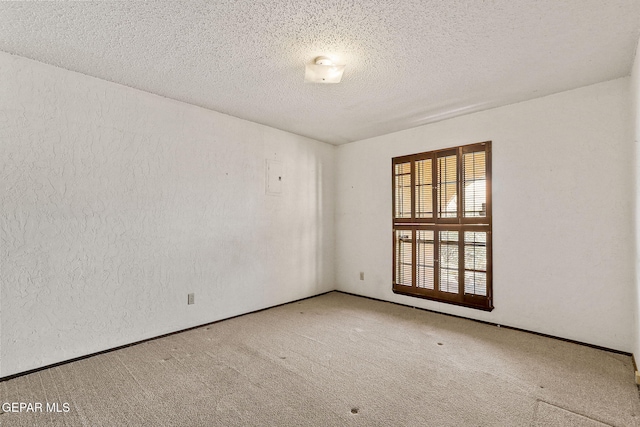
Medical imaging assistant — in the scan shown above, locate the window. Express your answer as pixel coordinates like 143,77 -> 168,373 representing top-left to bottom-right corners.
392,141 -> 493,311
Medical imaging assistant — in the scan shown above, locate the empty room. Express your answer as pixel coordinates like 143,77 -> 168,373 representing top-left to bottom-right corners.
2,1 -> 640,426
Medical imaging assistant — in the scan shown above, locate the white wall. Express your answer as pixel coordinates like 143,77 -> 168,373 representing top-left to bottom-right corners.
336,78 -> 634,352
0,52 -> 335,377
632,37 -> 640,361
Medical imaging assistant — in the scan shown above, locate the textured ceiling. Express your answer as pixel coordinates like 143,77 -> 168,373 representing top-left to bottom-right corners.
1,1 -> 639,145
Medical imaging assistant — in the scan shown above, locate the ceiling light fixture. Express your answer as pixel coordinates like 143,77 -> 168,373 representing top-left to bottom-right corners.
304,56 -> 346,84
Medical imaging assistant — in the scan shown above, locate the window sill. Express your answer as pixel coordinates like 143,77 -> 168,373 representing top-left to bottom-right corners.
392,287 -> 494,312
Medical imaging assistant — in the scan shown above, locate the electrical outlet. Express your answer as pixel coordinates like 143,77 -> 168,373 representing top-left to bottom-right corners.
359,272 -> 364,281
188,293 -> 195,305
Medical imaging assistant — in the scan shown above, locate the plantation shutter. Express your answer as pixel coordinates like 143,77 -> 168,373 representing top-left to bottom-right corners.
437,153 -> 458,219
416,230 -> 435,289
438,230 -> 459,293
415,158 -> 433,219
392,142 -> 492,311
394,229 -> 413,287
463,150 -> 487,218
394,161 -> 412,219
464,231 -> 487,296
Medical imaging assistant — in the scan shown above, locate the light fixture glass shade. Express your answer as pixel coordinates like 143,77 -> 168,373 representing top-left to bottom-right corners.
304,63 -> 346,83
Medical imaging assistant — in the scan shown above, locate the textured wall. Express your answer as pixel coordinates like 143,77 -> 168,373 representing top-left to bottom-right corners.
632,37 -> 640,362
0,52 -> 335,377
336,78 -> 634,352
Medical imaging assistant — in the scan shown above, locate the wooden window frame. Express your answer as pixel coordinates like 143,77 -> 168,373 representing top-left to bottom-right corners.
392,141 -> 493,311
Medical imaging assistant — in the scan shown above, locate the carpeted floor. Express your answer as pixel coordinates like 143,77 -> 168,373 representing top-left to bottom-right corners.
1,292 -> 638,426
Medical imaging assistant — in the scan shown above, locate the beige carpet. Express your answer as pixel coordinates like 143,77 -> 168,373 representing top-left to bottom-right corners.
1,292 -> 638,426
